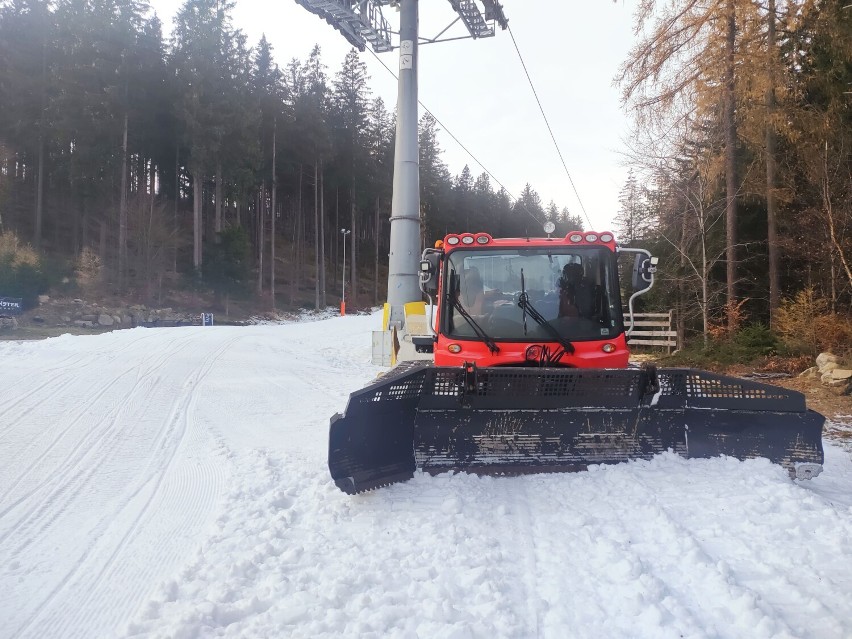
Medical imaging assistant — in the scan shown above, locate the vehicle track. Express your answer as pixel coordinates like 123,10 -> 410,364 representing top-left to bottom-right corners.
603,468 -> 844,638
0,331 -> 195,521
45,336 -> 239,638
600,475 -> 768,637
5,331 -> 239,639
511,479 -> 544,637
0,332 -> 153,437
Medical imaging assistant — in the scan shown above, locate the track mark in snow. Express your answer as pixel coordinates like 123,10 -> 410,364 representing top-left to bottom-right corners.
0,332 -> 195,532
0,331 -> 153,438
5,317 -> 852,639
596,456 -> 851,639
3,331 -> 239,639
127,464 -> 530,639
601,467 -> 792,638
509,479 -> 543,636
63,337 -> 238,635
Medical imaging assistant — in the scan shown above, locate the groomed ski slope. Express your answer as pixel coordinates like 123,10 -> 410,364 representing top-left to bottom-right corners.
1,312 -> 851,639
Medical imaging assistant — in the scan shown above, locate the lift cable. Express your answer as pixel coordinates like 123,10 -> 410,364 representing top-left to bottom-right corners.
366,47 -> 545,227
507,24 -> 593,230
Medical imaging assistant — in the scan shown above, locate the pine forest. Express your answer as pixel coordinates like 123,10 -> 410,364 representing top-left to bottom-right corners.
0,0 -> 850,355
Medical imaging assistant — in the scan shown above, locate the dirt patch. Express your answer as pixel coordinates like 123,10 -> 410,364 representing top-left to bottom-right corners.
760,376 -> 852,425
719,361 -> 851,424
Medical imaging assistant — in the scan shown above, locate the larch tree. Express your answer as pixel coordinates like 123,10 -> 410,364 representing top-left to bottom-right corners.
618,0 -> 756,332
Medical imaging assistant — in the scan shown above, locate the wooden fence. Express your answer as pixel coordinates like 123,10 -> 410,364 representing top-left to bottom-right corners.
625,310 -> 679,352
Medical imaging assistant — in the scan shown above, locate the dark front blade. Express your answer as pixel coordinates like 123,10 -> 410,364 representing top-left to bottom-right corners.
328,363 -> 427,494
653,369 -> 824,477
413,366 -> 686,472
412,367 -> 824,478
328,365 -> 826,494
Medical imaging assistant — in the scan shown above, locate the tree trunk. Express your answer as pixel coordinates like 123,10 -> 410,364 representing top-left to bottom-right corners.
192,168 -> 202,271
314,161 -> 320,310
146,192 -> 155,299
35,133 -> 44,249
724,0 -> 738,333
271,118 -> 277,310
374,196 -> 380,305
291,167 -> 303,305
257,182 -> 265,295
214,161 -> 223,236
81,199 -> 88,253
702,220 -> 709,348
822,141 -> 852,292
174,147 -> 179,272
334,188 -> 339,289
350,189 -> 357,307
72,191 -> 80,255
34,31 -> 47,249
319,160 -> 326,307
99,219 -> 107,262
136,153 -> 145,196
119,108 -> 129,289
677,205 -> 687,350
765,0 -> 779,328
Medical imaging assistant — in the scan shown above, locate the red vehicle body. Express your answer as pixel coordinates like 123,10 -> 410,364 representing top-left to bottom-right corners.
426,231 -> 630,369
330,230 -> 826,495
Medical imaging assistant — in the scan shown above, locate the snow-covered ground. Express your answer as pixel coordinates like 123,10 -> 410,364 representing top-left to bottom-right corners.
1,313 -> 851,639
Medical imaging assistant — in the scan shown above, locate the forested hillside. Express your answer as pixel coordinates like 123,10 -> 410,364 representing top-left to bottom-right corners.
0,0 -> 579,312
1,0 -> 849,354
614,0 -> 851,352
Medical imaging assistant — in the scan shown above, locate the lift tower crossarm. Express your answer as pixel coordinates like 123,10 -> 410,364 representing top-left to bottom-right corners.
448,0 -> 493,38
293,0 -> 393,52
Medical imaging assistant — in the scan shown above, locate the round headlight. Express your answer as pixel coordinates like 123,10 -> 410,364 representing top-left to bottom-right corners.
448,344 -> 462,354
569,234 -> 583,242
585,233 -> 598,242
525,345 -> 543,361
600,233 -> 613,243
446,236 -> 460,245
602,343 -> 616,353
461,235 -> 474,245
476,235 -> 490,244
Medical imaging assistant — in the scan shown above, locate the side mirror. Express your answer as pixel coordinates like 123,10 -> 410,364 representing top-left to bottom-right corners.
632,254 -> 657,292
419,253 -> 441,294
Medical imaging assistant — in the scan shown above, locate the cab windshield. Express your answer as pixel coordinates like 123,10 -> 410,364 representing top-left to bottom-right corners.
444,247 -> 623,342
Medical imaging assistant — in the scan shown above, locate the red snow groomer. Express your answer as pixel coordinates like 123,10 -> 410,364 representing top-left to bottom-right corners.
329,231 -> 825,494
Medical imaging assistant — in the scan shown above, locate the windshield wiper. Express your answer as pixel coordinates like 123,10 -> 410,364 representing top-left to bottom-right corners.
518,269 -> 575,354
449,270 -> 500,355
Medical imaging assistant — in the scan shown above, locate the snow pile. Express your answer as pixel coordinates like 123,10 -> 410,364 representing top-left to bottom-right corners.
1,314 -> 851,639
